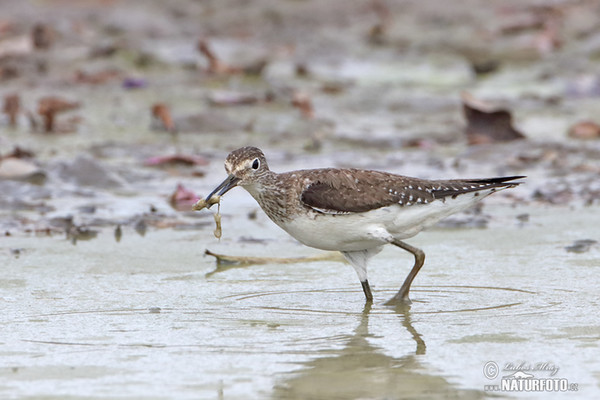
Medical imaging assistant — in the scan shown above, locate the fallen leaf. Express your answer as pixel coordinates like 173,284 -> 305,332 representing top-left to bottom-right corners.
3,93 -> 19,127
205,249 -> 344,266
197,39 -> 267,76
169,184 -> 199,211
292,92 -> 314,119
567,121 -> 600,140
74,68 -> 121,84
37,96 -> 80,133
565,239 -> 597,253
461,92 -> 526,145
144,154 -> 209,167
197,39 -> 240,75
208,91 -> 263,107
151,103 -> 175,132
32,23 -> 54,49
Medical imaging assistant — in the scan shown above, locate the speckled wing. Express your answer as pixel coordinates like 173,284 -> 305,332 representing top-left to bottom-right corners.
299,169 -> 429,214
299,169 -> 524,214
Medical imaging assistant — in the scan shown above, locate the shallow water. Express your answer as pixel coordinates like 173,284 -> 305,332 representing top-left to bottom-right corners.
2,204 -> 599,399
2,0 -> 600,398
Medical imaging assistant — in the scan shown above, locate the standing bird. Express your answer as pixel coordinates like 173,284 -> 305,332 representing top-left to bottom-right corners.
200,147 -> 524,304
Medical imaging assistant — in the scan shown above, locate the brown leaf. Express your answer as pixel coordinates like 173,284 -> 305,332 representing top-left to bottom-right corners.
291,92 -> 314,119
197,39 -> 240,75
169,183 -> 200,211
3,93 -> 19,127
31,23 -> 54,49
151,103 -> 175,132
197,39 -> 266,76
461,92 -> 526,145
74,68 -> 121,84
568,121 -> 600,140
144,154 -> 209,167
37,96 -> 80,132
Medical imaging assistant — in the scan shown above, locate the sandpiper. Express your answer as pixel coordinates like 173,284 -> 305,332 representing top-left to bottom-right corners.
201,147 -> 524,304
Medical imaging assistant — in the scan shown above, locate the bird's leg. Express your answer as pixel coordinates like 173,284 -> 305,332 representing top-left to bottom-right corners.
361,280 -> 373,302
385,240 -> 425,305
341,249 -> 379,303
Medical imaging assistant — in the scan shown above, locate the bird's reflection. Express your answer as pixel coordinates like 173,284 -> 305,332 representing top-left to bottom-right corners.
271,303 -> 483,399
392,302 -> 426,356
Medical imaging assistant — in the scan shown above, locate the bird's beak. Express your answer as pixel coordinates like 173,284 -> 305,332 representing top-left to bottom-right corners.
205,174 -> 240,208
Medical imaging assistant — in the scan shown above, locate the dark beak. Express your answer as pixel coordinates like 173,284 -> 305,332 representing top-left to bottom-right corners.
205,174 -> 240,208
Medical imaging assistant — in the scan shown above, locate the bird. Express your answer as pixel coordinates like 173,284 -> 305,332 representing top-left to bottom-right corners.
201,146 -> 524,305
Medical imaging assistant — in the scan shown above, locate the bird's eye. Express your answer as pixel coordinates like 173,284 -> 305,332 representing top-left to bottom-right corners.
252,159 -> 260,170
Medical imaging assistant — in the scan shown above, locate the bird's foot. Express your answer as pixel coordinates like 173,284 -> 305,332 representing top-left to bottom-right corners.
383,294 -> 412,307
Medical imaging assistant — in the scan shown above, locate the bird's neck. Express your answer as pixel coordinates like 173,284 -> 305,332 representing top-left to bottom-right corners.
241,170 -> 279,199
241,171 -> 292,224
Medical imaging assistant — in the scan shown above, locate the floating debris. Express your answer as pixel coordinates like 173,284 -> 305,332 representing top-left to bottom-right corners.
565,239 -> 597,254
10,248 -> 23,258
114,224 -> 122,243
67,226 -> 99,245
134,218 -> 147,237
205,249 -> 345,266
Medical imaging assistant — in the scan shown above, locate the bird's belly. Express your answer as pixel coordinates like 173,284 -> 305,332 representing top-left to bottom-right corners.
276,193 -> 490,251
277,210 -> 393,251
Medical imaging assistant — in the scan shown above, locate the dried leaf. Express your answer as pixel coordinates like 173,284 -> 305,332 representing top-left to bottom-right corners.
567,121 -> 600,140
197,39 -> 240,75
461,92 -> 525,145
151,103 -> 175,132
169,184 -> 200,211
144,154 -> 209,167
74,69 -> 121,84
37,96 -> 80,133
204,249 -> 345,266
3,93 -> 19,127
32,23 -> 54,49
292,92 -> 314,119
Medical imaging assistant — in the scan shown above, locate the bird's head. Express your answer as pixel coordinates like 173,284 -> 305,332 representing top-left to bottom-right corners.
204,147 -> 269,206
